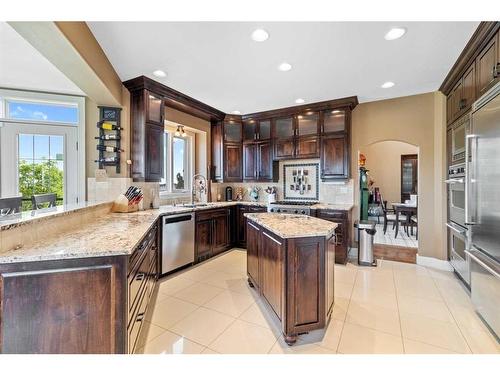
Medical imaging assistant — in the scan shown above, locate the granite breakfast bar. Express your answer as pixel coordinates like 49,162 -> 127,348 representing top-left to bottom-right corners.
244,213 -> 337,345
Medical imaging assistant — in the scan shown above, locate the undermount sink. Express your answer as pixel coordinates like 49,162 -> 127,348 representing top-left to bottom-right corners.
181,203 -> 208,208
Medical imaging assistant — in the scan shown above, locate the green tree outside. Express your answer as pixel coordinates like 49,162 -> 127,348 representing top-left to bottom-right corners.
18,160 -> 63,211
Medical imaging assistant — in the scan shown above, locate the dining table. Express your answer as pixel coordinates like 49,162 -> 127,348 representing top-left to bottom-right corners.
391,202 -> 418,238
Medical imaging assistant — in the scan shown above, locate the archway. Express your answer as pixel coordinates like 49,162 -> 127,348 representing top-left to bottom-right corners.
357,140 -> 420,262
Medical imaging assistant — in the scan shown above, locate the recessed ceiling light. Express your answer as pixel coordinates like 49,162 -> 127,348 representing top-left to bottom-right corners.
251,29 -> 269,42
295,98 -> 305,104
278,62 -> 292,72
381,81 -> 395,88
153,70 -> 166,78
232,110 -> 241,115
384,27 -> 406,41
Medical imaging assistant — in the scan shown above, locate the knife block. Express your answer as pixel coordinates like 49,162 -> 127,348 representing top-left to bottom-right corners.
111,194 -> 139,213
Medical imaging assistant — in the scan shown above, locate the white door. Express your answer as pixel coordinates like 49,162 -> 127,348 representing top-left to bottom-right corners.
0,122 -> 78,208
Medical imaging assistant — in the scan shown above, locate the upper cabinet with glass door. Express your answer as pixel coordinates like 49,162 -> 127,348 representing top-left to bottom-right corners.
322,109 -> 346,133
146,91 -> 164,125
296,112 -> 319,136
242,120 -> 257,142
223,116 -> 242,143
274,117 -> 295,138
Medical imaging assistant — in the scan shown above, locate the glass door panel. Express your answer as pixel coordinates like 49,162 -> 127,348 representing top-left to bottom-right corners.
323,110 -> 346,133
297,112 -> 318,136
258,120 -> 271,140
243,121 -> 256,142
275,117 -> 294,138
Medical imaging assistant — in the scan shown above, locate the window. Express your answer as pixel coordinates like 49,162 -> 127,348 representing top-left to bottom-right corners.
160,123 -> 194,195
0,89 -> 85,208
6,100 -> 79,124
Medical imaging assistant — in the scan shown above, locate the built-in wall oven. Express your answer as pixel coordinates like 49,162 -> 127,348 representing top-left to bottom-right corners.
446,164 -> 466,228
446,163 -> 470,286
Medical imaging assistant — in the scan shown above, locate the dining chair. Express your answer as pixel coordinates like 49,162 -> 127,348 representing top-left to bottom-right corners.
381,200 -> 407,235
31,193 -> 57,210
0,196 -> 22,215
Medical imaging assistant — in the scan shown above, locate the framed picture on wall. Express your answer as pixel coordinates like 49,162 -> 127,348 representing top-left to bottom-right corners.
283,163 -> 319,200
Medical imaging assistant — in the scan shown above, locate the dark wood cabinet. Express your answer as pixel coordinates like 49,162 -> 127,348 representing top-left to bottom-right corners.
274,138 -> 295,159
195,208 -> 231,261
243,143 -> 257,180
146,92 -> 164,125
246,220 -> 260,283
297,112 -> 319,136
212,211 -> 229,256
211,116 -> 243,182
195,219 -> 212,260
236,205 -> 267,247
246,219 -> 335,344
0,222 -> 160,354
0,256 -> 127,354
260,230 -> 284,320
476,32 -> 499,98
224,143 -> 243,181
128,224 -> 159,353
441,23 -> 500,125
257,141 -> 274,180
145,124 -> 164,181
243,141 -> 276,181
127,87 -> 165,182
316,209 -> 351,264
321,134 -> 349,180
297,135 -> 320,158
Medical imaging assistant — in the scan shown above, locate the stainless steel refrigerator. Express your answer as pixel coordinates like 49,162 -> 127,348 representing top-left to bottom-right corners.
466,81 -> 500,340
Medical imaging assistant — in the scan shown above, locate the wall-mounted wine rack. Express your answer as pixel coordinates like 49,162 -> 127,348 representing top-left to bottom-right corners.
95,106 -> 122,173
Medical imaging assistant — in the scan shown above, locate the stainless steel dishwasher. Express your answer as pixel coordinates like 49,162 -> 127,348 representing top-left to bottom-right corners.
161,213 -> 195,275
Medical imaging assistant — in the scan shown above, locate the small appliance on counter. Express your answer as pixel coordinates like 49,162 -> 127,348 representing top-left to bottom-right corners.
225,186 -> 233,201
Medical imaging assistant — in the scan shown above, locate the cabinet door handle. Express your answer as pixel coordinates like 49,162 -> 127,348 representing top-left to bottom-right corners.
135,273 -> 145,281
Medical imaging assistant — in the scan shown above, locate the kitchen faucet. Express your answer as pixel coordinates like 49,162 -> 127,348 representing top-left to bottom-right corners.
191,174 -> 207,205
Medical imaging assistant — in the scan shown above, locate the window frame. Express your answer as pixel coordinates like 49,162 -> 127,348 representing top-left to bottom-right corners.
0,88 -> 85,204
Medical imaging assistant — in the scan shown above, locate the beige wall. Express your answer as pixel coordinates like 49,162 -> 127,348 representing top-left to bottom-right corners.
352,91 -> 447,260
85,86 -> 131,181
361,141 -> 419,205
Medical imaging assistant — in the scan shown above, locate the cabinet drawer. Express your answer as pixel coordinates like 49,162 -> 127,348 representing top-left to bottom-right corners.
196,208 -> 229,221
128,282 -> 149,353
317,210 -> 346,220
129,225 -> 157,275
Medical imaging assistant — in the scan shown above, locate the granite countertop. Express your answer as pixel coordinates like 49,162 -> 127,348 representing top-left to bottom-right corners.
0,201 -> 111,230
0,200 -> 348,264
311,203 -> 354,211
0,201 -> 267,264
245,213 -> 337,239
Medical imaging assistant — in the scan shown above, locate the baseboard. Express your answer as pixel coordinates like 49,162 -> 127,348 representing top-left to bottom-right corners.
416,255 -> 453,271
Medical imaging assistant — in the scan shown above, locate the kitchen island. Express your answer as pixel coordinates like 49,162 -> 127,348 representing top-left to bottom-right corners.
245,213 -> 337,345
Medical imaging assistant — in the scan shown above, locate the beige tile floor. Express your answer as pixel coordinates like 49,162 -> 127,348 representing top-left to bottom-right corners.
135,249 -> 499,354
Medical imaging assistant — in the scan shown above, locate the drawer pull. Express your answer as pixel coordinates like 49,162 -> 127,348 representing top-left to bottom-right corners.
135,273 -> 145,281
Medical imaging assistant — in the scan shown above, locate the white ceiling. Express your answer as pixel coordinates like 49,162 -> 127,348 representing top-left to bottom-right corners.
88,22 -> 479,114
0,22 -> 84,96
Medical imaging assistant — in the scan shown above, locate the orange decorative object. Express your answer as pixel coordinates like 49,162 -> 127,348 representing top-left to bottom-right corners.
359,153 -> 366,167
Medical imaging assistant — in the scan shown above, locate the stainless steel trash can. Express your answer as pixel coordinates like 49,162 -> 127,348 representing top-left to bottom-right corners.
354,220 -> 377,266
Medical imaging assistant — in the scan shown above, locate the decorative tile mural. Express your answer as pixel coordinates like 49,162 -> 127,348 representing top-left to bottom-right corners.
283,163 -> 319,200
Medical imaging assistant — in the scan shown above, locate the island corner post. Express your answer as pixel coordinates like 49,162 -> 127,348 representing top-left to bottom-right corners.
245,213 -> 336,345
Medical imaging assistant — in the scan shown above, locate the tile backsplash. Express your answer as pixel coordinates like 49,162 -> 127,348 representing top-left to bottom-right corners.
211,159 -> 354,204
